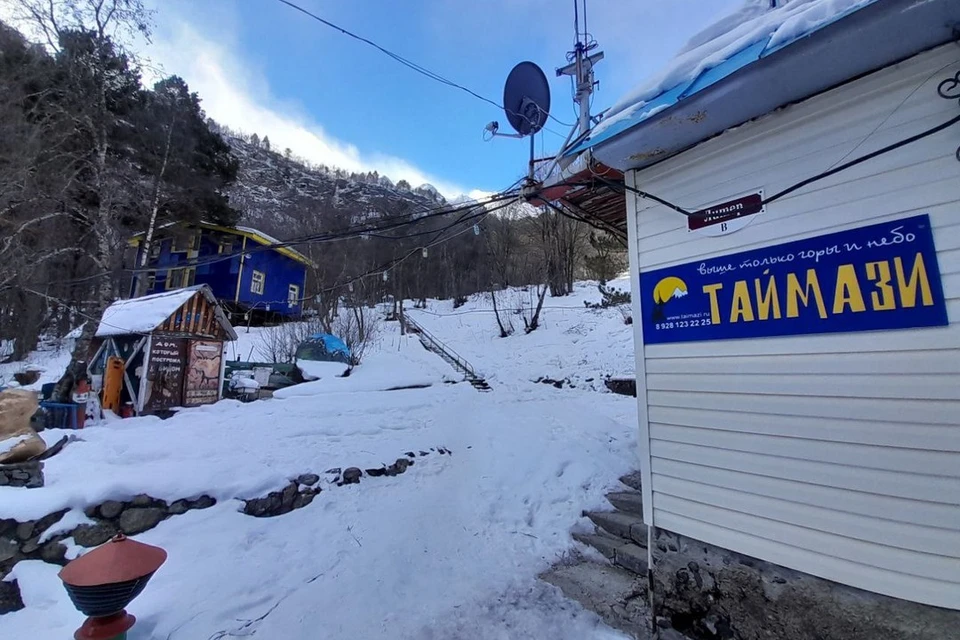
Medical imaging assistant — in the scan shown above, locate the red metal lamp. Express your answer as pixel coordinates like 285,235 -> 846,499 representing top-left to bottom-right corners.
58,534 -> 167,640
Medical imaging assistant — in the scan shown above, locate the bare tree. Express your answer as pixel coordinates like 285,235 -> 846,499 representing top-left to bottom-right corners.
13,0 -> 153,373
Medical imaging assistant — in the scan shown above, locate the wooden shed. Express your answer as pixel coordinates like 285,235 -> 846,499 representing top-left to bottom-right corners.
90,285 -> 238,416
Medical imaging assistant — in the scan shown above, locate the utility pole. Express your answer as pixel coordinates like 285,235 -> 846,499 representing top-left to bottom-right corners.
556,0 -> 603,138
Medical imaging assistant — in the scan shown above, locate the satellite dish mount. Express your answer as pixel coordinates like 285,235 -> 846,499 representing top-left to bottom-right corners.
484,61 -> 552,181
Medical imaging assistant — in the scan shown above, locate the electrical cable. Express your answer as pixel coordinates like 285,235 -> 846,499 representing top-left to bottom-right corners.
273,0 -> 575,130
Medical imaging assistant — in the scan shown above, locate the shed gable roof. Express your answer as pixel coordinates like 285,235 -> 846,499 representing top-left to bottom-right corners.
96,285 -> 238,340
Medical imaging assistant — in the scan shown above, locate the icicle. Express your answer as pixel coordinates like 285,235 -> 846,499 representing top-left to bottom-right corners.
473,224 -> 480,236
421,247 -> 428,258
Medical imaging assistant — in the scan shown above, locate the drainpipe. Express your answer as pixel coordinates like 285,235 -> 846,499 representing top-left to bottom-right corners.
234,236 -> 247,305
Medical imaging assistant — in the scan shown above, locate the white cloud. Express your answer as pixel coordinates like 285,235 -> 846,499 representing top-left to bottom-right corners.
145,22 -> 479,200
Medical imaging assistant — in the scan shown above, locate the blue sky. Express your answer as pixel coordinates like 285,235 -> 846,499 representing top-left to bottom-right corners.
145,0 -> 741,198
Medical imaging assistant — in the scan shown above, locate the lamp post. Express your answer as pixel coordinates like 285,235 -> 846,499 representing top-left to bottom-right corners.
59,534 -> 167,640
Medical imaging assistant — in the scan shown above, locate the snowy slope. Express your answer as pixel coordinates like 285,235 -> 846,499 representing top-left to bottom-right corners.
2,317 -> 639,639
407,279 -> 635,391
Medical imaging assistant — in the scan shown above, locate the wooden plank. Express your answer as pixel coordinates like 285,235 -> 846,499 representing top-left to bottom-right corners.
652,457 -> 960,531
654,475 -> 959,556
187,293 -> 199,333
650,422 -> 960,477
647,405 -> 960,452
195,297 -> 208,336
646,390 -> 960,426
649,440 -> 960,505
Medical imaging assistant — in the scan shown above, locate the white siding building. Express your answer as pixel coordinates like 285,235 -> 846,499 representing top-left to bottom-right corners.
559,0 -> 960,613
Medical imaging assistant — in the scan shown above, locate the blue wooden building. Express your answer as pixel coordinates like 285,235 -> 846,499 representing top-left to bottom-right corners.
130,222 -> 312,320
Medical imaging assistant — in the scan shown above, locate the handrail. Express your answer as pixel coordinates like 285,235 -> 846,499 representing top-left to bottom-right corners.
402,314 -> 478,378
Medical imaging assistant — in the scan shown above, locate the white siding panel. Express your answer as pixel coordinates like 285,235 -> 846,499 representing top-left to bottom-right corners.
650,424 -> 959,476
654,511 -> 958,610
653,458 -> 960,531
647,406 -> 960,451
653,494 -> 960,582
630,44 -> 960,609
654,476 -> 959,556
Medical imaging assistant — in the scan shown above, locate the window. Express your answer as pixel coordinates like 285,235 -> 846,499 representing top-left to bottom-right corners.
165,269 -> 180,290
182,267 -> 196,287
288,284 -> 300,307
218,237 -> 234,254
148,242 -> 162,259
146,273 -> 156,292
251,270 -> 265,295
188,231 -> 201,251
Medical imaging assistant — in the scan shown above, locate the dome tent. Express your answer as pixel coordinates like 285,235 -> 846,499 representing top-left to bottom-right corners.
295,333 -> 352,365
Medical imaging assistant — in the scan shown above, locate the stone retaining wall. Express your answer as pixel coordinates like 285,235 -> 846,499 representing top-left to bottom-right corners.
651,528 -> 960,640
0,461 -> 43,488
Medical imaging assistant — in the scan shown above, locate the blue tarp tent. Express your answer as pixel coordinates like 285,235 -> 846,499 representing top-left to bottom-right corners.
295,333 -> 352,365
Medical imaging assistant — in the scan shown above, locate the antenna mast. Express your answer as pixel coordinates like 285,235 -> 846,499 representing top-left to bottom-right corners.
556,0 -> 603,137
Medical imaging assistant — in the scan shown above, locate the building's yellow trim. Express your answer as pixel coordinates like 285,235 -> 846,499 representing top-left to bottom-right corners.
130,222 -> 313,267
234,236 -> 247,304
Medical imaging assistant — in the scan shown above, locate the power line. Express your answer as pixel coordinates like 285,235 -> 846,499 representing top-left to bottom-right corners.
272,0 -> 575,131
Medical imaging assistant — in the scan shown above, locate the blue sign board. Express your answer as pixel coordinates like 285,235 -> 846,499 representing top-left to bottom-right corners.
640,214 -> 948,345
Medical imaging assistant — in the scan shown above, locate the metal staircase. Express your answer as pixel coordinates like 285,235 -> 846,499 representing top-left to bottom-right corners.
400,314 -> 491,392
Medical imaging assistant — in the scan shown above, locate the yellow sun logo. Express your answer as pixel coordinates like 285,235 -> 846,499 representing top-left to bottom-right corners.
653,277 -> 688,305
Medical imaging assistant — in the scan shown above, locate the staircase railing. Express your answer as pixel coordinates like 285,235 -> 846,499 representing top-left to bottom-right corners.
401,314 -> 478,379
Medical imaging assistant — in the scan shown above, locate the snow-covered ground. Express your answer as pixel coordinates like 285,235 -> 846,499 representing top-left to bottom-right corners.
407,279 -> 635,392
2,290 -> 640,639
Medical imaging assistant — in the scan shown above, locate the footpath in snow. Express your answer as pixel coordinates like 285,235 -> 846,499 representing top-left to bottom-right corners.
2,295 -> 640,639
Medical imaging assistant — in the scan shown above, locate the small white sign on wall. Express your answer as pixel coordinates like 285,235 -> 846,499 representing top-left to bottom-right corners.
688,189 -> 765,236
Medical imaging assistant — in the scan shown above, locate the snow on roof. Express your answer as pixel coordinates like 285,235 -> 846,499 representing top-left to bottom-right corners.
589,0 -> 877,139
96,286 -> 203,337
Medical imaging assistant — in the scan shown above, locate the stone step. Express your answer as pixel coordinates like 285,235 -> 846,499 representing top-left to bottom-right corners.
540,560 -> 651,638
573,531 -> 649,576
584,511 -> 647,547
606,490 -> 644,517
619,471 -> 642,492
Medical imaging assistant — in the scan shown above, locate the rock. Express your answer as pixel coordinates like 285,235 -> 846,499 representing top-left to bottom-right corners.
342,467 -> 362,484
281,483 -> 298,510
40,539 -> 67,564
0,474 -> 7,486
324,467 -> 341,475
168,499 -> 190,515
192,495 -> 216,510
131,494 -> 166,509
292,493 -> 315,509
33,509 -> 69,540
118,508 -> 166,535
98,500 -> 124,520
84,505 -> 99,519
297,473 -> 320,487
405,452 -> 415,458
72,522 -> 118,547
13,370 -> 40,386
419,451 -> 429,456
366,467 -> 386,477
0,538 -> 18,564
15,522 -> 34,541
0,578 -> 24,614
21,536 -> 42,555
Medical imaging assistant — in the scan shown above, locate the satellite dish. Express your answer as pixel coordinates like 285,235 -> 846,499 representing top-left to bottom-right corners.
503,61 -> 551,136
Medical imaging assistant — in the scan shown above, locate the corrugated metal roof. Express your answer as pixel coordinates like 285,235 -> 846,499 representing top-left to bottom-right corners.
569,0 -> 960,170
